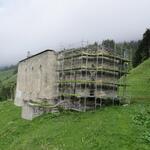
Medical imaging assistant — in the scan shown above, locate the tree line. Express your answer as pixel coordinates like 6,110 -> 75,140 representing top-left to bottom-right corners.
102,28 -> 150,67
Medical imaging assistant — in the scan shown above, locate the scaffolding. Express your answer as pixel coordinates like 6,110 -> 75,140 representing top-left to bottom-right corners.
57,45 -> 130,111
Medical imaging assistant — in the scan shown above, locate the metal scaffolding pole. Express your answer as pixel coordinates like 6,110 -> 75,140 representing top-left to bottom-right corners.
57,44 -> 129,111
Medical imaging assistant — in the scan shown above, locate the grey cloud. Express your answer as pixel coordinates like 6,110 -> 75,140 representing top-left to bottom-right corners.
0,0 -> 150,66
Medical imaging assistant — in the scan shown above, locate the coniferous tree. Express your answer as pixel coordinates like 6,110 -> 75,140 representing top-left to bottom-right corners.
102,39 -> 115,50
133,29 -> 150,67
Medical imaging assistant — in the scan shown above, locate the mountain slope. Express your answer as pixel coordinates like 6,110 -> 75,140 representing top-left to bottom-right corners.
0,67 -> 17,100
126,58 -> 150,101
0,68 -> 16,81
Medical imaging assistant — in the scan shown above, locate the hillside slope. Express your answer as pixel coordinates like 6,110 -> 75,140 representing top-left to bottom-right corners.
126,58 -> 150,101
0,68 -> 16,81
0,101 -> 150,150
0,67 -> 17,100
0,59 -> 150,150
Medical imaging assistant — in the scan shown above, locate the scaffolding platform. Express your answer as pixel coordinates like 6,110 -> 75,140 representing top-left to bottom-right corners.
57,46 -> 129,111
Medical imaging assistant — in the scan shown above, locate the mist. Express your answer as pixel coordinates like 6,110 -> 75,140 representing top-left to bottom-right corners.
0,0 -> 150,66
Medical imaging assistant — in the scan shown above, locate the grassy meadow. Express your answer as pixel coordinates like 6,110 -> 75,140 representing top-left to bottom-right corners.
0,101 -> 150,150
0,59 -> 149,150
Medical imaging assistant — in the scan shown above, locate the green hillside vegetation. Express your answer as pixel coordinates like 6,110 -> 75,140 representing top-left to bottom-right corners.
0,67 -> 17,101
0,68 -> 16,80
0,101 -> 150,150
0,59 -> 150,150
126,58 -> 150,101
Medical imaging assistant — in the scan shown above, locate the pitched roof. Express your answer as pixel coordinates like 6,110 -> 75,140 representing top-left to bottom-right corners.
19,49 -> 56,63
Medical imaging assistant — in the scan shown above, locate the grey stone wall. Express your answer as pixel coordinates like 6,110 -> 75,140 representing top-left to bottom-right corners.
15,50 -> 57,110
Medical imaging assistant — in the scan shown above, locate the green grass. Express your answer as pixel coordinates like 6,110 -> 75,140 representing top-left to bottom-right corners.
127,58 -> 150,101
0,59 -> 150,150
0,101 -> 150,150
119,58 -> 150,102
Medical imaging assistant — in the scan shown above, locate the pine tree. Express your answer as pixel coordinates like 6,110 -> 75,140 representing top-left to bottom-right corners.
133,29 -> 150,67
102,39 -> 115,50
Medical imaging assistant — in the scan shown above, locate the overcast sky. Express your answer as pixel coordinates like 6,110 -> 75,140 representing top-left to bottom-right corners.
0,0 -> 150,66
